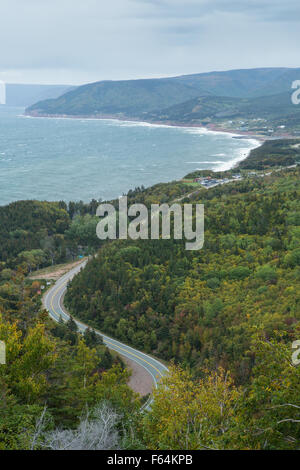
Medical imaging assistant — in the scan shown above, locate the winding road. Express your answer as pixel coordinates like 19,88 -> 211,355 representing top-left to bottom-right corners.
43,260 -> 169,408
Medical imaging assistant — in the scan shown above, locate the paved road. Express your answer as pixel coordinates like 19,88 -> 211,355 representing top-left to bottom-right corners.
43,260 -> 169,408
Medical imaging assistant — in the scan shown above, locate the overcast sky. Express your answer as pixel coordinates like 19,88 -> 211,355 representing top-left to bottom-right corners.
0,0 -> 300,85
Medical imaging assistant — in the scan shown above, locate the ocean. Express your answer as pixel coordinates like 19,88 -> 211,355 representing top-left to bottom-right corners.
0,106 -> 259,205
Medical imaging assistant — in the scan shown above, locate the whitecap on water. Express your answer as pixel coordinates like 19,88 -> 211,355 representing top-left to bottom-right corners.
186,161 -> 224,164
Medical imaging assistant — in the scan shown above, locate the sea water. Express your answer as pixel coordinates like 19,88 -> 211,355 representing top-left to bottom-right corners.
0,106 -> 259,205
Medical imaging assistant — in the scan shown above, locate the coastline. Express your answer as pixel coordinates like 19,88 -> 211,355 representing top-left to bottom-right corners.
25,110 -> 266,139
24,111 -> 264,173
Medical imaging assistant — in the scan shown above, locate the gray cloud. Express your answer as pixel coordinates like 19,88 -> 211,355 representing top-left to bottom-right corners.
0,0 -> 299,84
132,0 -> 300,21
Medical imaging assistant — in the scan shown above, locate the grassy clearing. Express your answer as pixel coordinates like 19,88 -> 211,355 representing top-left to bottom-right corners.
29,258 -> 88,281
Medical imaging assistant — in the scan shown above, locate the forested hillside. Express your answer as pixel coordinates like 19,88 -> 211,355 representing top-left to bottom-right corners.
238,139 -> 300,169
146,92 -> 300,128
65,167 -> 300,383
0,201 -> 70,266
0,245 -> 140,450
0,199 -> 105,276
62,166 -> 300,449
1,147 -> 300,449
26,67 -> 300,118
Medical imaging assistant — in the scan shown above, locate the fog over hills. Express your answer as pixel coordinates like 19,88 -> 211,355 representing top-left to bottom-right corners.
5,84 -> 75,107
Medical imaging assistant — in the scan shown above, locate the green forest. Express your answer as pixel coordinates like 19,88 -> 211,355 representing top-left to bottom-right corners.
26,68 -> 300,136
0,255 -> 140,450
26,67 -> 300,117
65,164 -> 300,449
0,198 -> 143,449
0,143 -> 300,449
238,139 -> 300,169
66,166 -> 300,377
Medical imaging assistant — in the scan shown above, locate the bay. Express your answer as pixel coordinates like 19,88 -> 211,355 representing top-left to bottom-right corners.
0,106 -> 259,205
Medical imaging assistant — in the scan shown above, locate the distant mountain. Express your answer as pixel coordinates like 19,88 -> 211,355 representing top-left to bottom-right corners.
6,84 -> 76,107
146,92 -> 300,125
26,67 -> 300,118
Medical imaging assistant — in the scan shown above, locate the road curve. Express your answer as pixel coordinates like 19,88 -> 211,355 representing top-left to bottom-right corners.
43,260 -> 169,407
